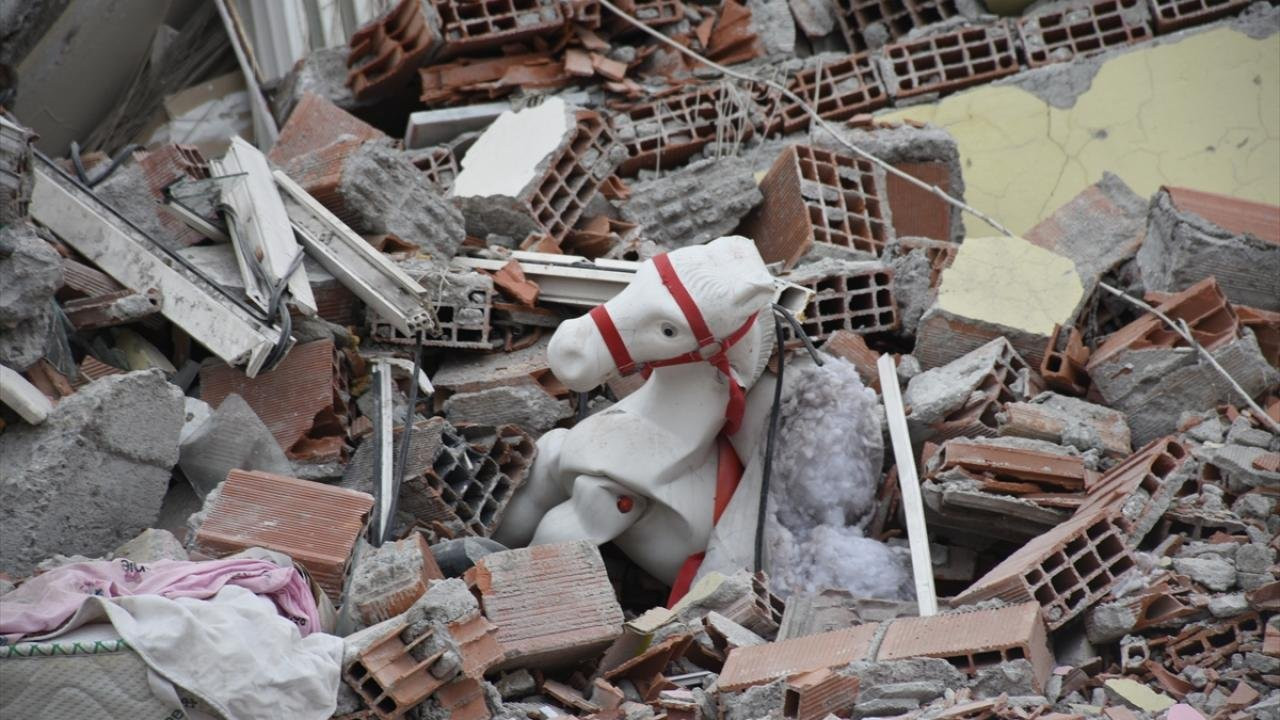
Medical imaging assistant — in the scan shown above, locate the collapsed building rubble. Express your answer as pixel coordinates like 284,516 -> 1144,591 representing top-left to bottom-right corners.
1,0 -> 1278,719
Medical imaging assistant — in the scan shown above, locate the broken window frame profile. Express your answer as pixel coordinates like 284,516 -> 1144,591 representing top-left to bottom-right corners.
209,136 -> 318,318
29,151 -> 290,377
452,251 -> 815,312
274,170 -> 437,337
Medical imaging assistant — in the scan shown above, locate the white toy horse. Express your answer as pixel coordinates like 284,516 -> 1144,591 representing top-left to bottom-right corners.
494,236 -> 910,601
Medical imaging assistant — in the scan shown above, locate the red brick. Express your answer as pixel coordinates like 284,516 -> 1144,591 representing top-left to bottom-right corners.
270,93 -> 385,167
717,625 -> 879,692
876,603 -> 1055,691
953,506 -> 1138,630
610,83 -> 758,176
740,145 -> 891,270
1018,0 -> 1151,68
885,164 -> 954,242
1165,186 -> 1280,246
1149,0 -> 1253,33
432,0 -> 567,58
883,23 -> 1019,99
766,54 -> 887,135
199,338 -> 345,457
192,469 -> 373,601
834,0 -> 963,51
347,0 -> 441,102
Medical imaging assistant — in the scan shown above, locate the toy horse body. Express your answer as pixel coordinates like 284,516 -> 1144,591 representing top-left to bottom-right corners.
493,236 -> 776,585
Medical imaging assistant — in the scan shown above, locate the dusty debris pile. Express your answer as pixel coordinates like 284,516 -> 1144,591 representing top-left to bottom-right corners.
0,0 -> 1278,719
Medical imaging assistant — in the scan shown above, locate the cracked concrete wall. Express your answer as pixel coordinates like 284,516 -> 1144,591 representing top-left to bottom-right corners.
878,24 -> 1280,237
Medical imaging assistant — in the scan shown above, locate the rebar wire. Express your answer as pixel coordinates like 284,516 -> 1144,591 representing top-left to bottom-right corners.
1098,283 -> 1280,434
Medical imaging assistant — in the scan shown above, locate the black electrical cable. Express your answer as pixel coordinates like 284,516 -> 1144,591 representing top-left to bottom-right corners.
754,310 -> 787,573
753,304 -> 825,573
384,332 -> 426,545
258,250 -> 305,370
69,141 -> 143,187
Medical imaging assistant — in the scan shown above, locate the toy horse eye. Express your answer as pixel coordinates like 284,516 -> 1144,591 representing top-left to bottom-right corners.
661,323 -> 678,338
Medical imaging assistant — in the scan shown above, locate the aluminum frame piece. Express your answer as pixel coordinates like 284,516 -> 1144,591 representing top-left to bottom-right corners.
31,160 -> 286,377
211,136 -> 317,317
274,170 -> 435,336
453,251 -> 814,310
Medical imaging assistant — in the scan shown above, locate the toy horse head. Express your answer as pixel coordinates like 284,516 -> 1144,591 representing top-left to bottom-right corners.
550,235 -> 776,394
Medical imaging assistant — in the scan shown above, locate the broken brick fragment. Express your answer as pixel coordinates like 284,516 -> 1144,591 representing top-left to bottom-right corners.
465,541 -> 623,670
191,469 -> 374,602
491,260 -> 540,307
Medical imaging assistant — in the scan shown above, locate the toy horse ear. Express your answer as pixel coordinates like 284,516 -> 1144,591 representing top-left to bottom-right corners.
731,275 -> 776,309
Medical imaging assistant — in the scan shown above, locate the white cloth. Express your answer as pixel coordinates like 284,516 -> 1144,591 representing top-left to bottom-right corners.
29,585 -> 344,720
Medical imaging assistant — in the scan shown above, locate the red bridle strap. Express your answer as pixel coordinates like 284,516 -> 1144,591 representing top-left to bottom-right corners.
589,304 -> 638,376
588,252 -> 759,435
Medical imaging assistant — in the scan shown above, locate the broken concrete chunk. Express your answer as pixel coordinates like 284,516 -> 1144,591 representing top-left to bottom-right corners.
1172,556 -> 1237,592
465,540 -> 623,670
452,97 -> 623,243
1090,332 -> 1278,446
0,221 -> 62,371
1024,172 -> 1147,289
345,533 -> 444,630
915,236 -> 1084,369
0,116 -> 36,225
178,392 -> 292,498
272,46 -> 361,125
1138,186 -> 1280,311
620,157 -> 762,250
0,369 -> 183,576
443,381 -> 572,434
903,336 -> 1041,441
997,392 -> 1132,458
329,139 -> 465,261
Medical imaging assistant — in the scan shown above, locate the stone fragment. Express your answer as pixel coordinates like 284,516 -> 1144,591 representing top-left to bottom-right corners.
346,534 -> 445,630
1208,593 -> 1249,618
1236,543 -> 1276,575
0,370 -> 183,575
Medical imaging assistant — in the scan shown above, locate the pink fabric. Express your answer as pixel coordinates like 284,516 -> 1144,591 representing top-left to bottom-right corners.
0,558 -> 322,641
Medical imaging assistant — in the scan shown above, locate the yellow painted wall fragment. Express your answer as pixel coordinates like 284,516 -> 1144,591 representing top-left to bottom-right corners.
881,27 -> 1280,237
1104,678 -> 1177,712
936,236 -> 1083,336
